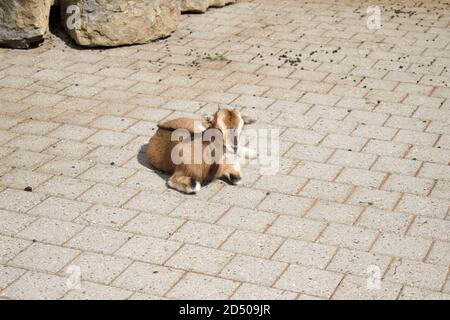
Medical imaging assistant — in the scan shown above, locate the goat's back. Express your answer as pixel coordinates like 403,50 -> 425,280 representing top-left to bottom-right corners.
147,128 -> 178,174
147,118 -> 212,176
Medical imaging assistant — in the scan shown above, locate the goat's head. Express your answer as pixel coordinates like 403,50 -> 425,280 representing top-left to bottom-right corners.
209,106 -> 255,154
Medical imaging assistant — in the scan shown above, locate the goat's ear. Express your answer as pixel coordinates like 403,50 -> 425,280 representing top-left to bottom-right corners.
242,115 -> 256,125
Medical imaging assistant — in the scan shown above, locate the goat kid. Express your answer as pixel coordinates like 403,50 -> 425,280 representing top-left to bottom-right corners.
147,107 -> 256,194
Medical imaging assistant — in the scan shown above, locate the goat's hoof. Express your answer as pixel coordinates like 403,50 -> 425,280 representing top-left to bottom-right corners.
186,179 -> 201,194
229,174 -> 242,185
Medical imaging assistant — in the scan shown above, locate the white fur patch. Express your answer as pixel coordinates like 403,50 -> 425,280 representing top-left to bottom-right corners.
186,180 -> 201,194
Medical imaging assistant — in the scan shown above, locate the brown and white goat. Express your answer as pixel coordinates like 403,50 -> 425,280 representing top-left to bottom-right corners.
147,107 -> 255,194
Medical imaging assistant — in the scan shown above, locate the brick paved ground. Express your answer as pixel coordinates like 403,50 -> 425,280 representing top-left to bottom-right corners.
0,0 -> 449,300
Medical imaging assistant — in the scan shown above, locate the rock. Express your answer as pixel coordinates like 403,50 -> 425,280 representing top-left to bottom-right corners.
210,0 -> 236,8
60,0 -> 180,47
178,0 -> 209,13
178,0 -> 235,13
0,0 -> 53,48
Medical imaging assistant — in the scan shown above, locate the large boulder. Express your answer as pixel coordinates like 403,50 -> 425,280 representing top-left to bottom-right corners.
60,0 -> 180,47
178,0 -> 235,13
0,0 -> 53,48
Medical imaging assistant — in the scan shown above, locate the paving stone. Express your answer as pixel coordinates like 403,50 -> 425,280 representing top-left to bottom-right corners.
220,255 -> 287,286
290,161 -> 341,181
299,180 -> 353,202
0,188 -> 45,213
406,146 -> 450,164
426,241 -> 450,266
357,208 -> 412,234
28,197 -> 91,221
17,218 -> 84,245
258,193 -> 313,216
399,286 -> 450,300
0,271 -> 68,300
275,265 -> 343,298
5,134 -> 58,153
79,164 -> 135,186
85,146 -> 136,166
347,187 -> 401,210
63,281 -> 132,300
221,230 -> 283,259
46,140 -> 97,159
372,233 -> 432,261
385,259 -> 448,291
66,227 -> 131,254
0,235 -> 31,264
47,124 -> 96,141
169,199 -> 229,223
285,144 -> 334,162
37,176 -> 94,200
78,184 -> 137,207
396,195 -> 450,219
167,273 -> 239,300
170,221 -> 234,248
382,175 -> 434,196
0,150 -> 53,170
86,130 -> 135,147
267,216 -> 326,242
327,248 -> 391,277
408,217 -> 450,241
115,235 -> 181,264
0,169 -> 51,191
0,265 -> 25,290
306,201 -> 363,224
121,170 -> 167,193
332,275 -> 401,300
328,150 -> 377,169
165,244 -> 233,275
75,205 -> 138,228
419,163 -> 450,181
430,180 -> 450,201
0,210 -> 36,236
231,283 -> 297,300
336,168 -> 385,188
66,252 -> 131,286
113,262 -> 183,296
321,134 -> 367,152
318,224 -> 378,251
217,207 -> 276,232
253,174 -> 306,195
11,243 -> 79,273
273,239 -> 336,268
210,185 -> 267,209
122,213 -> 184,239
124,191 -> 182,214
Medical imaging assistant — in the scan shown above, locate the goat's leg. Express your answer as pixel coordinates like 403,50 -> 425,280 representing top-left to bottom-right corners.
167,171 -> 201,194
221,161 -> 242,185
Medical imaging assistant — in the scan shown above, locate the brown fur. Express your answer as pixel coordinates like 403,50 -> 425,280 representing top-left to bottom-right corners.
147,108 -> 253,194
